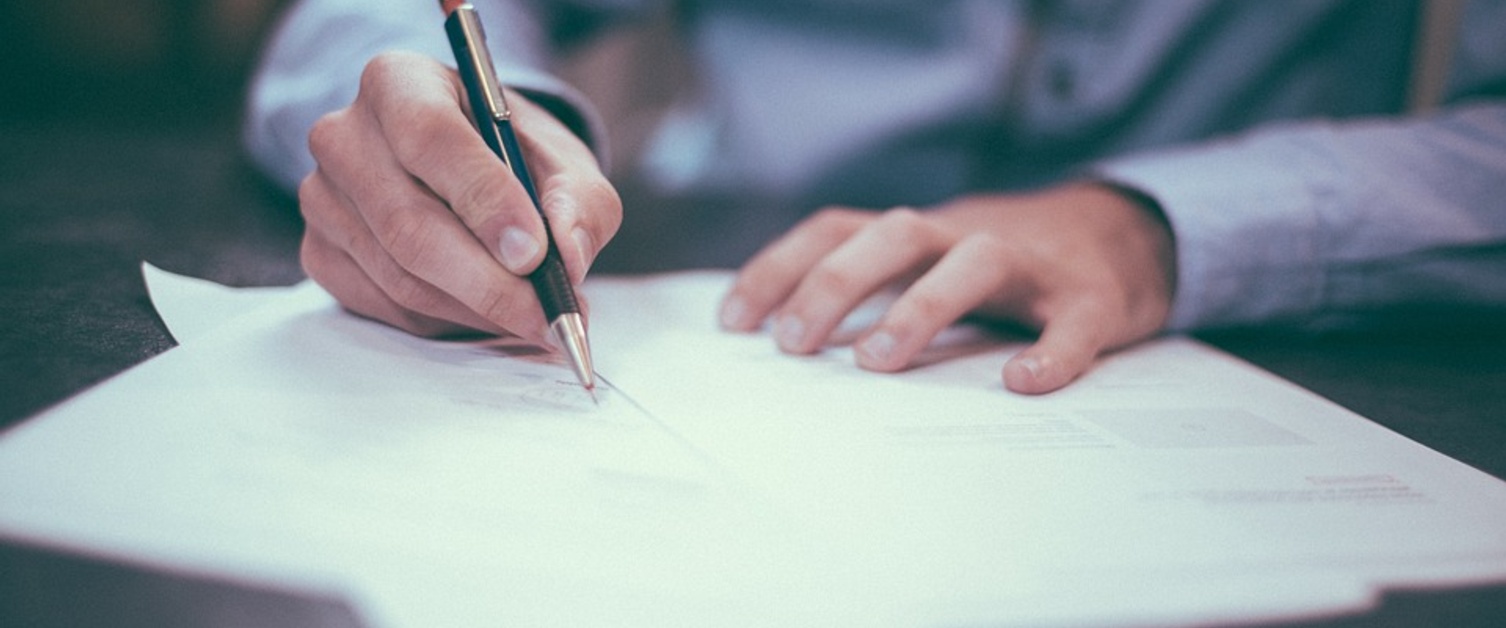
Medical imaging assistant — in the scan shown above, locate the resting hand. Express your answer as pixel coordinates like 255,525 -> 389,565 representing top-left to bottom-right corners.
299,51 -> 620,341
719,183 -> 1176,394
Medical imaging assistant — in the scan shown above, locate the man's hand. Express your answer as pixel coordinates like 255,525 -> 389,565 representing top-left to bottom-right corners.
299,51 -> 620,342
719,183 -> 1177,394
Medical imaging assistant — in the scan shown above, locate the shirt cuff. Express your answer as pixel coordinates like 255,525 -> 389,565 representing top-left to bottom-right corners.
1092,131 -> 1337,331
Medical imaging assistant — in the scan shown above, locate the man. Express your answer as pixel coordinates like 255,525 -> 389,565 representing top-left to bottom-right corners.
245,0 -> 1506,393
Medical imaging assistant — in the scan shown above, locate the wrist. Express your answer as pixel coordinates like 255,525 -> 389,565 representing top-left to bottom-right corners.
1077,179 -> 1179,327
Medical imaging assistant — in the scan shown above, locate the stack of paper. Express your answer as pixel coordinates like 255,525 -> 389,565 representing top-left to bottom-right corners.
1,267 -> 1502,627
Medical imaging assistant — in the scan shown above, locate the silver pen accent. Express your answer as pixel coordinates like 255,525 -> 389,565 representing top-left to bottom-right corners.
552,314 -> 596,397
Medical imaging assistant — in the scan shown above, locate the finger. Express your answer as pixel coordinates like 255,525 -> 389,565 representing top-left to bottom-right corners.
772,208 -> 947,354
1002,298 -> 1118,394
361,52 -> 545,275
310,94 -> 549,341
506,94 -> 622,286
854,234 -> 1020,371
299,171 -> 506,336
302,225 -> 497,338
719,207 -> 869,332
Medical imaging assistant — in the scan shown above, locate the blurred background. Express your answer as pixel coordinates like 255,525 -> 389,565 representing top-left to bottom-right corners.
0,0 -> 303,425
0,0 -> 291,125
0,0 -> 681,169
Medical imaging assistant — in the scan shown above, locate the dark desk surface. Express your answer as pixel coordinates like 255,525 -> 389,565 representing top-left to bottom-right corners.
2,121 -> 1504,627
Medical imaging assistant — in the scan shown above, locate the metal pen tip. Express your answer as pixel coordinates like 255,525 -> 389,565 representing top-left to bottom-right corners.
550,313 -> 596,399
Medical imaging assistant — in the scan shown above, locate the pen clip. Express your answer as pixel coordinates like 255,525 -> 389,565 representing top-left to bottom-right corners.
452,6 -> 512,122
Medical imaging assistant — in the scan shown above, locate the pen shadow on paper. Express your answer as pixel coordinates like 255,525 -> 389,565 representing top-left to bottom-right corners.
280,309 -> 607,416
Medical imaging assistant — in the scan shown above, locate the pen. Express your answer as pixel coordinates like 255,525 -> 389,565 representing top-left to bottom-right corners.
439,0 -> 596,396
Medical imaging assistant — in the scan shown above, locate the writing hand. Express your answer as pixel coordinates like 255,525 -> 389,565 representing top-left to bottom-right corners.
299,51 -> 620,341
719,183 -> 1176,394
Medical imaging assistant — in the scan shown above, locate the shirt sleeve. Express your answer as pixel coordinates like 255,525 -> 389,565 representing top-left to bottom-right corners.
241,0 -> 607,191
1095,102 -> 1506,332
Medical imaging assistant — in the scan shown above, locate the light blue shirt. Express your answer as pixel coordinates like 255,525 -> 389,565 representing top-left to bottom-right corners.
245,0 -> 1506,332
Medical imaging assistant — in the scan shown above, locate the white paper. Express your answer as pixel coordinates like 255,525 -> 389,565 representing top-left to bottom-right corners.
141,262 -> 315,344
2,269 -> 1504,628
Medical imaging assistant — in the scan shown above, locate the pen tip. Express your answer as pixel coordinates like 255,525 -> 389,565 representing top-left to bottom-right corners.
439,0 -> 465,16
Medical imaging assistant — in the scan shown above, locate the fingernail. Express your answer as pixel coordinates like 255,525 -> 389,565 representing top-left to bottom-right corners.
570,227 -> 594,284
498,227 -> 540,274
774,315 -> 806,351
1016,356 -> 1045,380
858,331 -> 897,365
719,295 -> 749,329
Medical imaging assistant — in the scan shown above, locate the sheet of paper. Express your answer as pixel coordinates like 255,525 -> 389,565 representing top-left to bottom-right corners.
587,273 -> 1506,624
2,269 -> 1504,628
141,262 -> 315,344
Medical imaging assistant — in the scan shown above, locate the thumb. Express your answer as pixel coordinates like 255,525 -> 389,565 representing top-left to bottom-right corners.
1001,302 -> 1112,394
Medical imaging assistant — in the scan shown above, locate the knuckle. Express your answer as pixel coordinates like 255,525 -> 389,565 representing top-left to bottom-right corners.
449,173 -> 510,222
542,173 -> 622,224
472,284 -> 525,329
306,111 -> 346,159
877,205 -> 924,229
298,235 -> 330,281
804,261 -> 860,297
389,113 -> 451,166
296,172 -> 341,227
748,246 -> 822,295
579,176 -> 623,232
804,206 -> 865,236
727,261 -> 779,300
359,51 -> 413,93
960,232 -> 1013,261
376,213 -> 446,273
899,290 -> 951,324
369,203 -> 422,247
380,270 -> 434,314
295,175 -> 321,219
872,206 -> 938,246
572,174 -> 621,210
